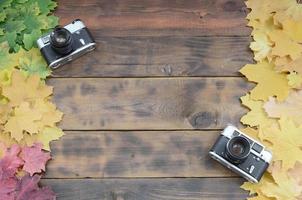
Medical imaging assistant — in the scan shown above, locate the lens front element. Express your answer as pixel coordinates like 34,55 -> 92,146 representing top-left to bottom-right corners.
226,136 -> 251,164
50,27 -> 73,55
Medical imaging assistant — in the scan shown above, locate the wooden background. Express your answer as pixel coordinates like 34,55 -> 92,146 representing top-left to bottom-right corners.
43,0 -> 253,199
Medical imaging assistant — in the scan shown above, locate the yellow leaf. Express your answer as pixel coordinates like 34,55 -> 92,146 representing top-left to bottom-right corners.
268,30 -> 302,60
287,72 -> 302,89
263,118 -> 302,170
2,70 -> 52,106
282,19 -> 302,43
273,0 -> 302,24
33,99 -> 63,129
264,91 -> 302,125
250,31 -> 273,61
37,127 -> 64,151
4,102 -> 42,141
248,16 -> 277,35
282,56 -> 302,74
241,172 -> 274,195
262,170 -> 302,200
240,94 -> 276,128
21,127 -> 64,151
0,132 -> 16,147
240,61 -> 290,101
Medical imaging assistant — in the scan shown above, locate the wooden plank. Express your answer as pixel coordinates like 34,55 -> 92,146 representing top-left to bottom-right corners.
55,0 -> 250,36
42,178 -> 248,200
51,36 -> 252,78
46,131 -> 236,178
49,77 -> 250,130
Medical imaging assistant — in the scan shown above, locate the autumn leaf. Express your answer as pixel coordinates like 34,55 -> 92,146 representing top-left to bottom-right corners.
18,48 -> 51,79
287,72 -> 302,89
2,71 -> 52,106
240,94 -> 276,128
261,171 -> 302,200
264,91 -> 302,126
240,61 -> 290,101
268,30 -> 302,60
0,0 -> 58,51
250,31 -> 272,61
33,99 -> 63,130
4,102 -> 42,141
21,127 -> 64,151
15,174 -> 56,200
263,118 -> 302,170
0,177 -> 18,200
20,143 -> 50,176
0,145 -> 23,179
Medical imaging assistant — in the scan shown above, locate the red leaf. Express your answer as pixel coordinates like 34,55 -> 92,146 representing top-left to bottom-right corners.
15,174 -> 56,200
0,145 -> 24,179
20,143 -> 51,176
0,177 -> 18,200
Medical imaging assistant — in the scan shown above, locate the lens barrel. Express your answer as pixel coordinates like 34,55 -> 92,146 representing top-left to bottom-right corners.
225,136 -> 251,164
50,27 -> 73,55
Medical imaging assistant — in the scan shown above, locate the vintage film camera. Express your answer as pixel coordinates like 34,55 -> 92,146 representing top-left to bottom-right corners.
209,125 -> 272,183
37,19 -> 96,69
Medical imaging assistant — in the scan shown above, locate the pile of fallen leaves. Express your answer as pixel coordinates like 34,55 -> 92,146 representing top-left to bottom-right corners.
0,0 -> 63,199
240,0 -> 302,199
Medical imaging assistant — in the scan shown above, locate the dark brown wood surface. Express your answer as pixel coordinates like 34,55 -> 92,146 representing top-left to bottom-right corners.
47,0 -> 251,199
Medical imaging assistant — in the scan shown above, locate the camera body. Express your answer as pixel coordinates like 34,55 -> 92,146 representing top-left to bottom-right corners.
37,19 -> 96,69
209,125 -> 272,183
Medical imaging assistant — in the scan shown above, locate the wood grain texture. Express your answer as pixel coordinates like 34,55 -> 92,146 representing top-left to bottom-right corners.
55,0 -> 250,36
48,77 -> 251,130
46,131 -> 237,178
42,178 -> 248,200
51,36 -> 252,78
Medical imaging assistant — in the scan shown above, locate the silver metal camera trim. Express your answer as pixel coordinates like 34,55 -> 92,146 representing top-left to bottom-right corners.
36,20 -> 96,69
209,151 -> 259,183
209,125 -> 273,183
48,43 -> 96,69
222,125 -> 272,163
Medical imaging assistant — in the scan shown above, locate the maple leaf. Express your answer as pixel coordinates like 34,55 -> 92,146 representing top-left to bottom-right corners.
15,174 -> 56,200
0,145 -> 23,179
4,102 -> 42,141
0,177 -> 18,200
287,72 -> 302,89
0,0 -> 58,51
280,56 -> 302,74
289,162 -> 302,186
0,132 -> 17,151
2,71 -> 52,106
20,143 -> 51,176
33,99 -> 63,129
282,19 -> 302,43
241,172 -> 274,195
240,94 -> 276,128
0,42 -> 21,71
21,127 -> 64,151
18,48 -> 51,79
274,0 -> 302,23
261,171 -> 302,200
268,30 -> 302,61
264,91 -> 302,125
240,61 -> 290,101
250,31 -> 272,61
263,118 -> 302,170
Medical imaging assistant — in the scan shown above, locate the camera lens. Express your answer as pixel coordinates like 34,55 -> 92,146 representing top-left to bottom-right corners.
226,136 -> 251,164
50,27 -> 73,55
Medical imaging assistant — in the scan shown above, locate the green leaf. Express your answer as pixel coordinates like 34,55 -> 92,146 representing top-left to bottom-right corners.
18,48 -> 51,79
0,0 -> 58,52
0,0 -> 12,9
2,20 -> 25,33
23,30 -> 41,50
